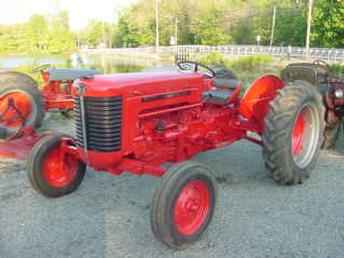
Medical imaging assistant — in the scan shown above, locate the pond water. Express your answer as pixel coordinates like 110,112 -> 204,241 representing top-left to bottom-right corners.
0,52 -> 173,73
0,56 -> 66,69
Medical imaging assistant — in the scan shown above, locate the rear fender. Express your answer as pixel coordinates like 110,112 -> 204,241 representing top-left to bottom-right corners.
239,74 -> 285,133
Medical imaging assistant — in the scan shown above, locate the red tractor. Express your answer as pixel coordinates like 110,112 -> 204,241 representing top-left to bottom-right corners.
0,65 -> 99,158
26,61 -> 324,249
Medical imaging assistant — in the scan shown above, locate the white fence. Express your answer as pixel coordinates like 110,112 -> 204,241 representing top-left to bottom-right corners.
82,45 -> 344,63
176,45 -> 344,63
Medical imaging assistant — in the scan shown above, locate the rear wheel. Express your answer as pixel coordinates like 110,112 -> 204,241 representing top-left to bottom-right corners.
150,161 -> 217,249
263,81 -> 325,185
27,134 -> 86,198
0,71 -> 37,86
0,72 -> 44,139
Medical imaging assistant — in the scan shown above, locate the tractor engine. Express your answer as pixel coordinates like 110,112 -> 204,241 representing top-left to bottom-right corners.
73,71 -> 243,174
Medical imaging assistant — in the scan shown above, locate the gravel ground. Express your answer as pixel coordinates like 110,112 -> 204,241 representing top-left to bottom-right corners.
0,114 -> 344,258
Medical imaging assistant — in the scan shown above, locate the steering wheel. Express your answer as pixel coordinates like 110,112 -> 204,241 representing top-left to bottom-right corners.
177,61 -> 216,78
32,64 -> 52,73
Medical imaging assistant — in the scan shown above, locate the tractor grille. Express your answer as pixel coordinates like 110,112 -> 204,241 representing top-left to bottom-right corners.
74,96 -> 123,152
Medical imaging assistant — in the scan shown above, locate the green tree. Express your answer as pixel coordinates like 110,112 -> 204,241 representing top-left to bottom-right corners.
312,0 -> 344,48
24,15 -> 50,54
192,7 -> 231,45
48,11 -> 76,53
114,13 -> 141,47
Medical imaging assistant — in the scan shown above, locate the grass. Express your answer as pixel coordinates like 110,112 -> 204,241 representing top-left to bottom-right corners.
329,63 -> 344,78
198,52 -> 282,88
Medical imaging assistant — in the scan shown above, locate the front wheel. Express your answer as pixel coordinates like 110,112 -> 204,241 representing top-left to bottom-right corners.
27,134 -> 86,198
262,81 -> 325,185
150,161 -> 217,249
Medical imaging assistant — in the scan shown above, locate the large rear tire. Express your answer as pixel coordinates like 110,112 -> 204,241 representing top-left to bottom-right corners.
0,71 -> 37,86
262,81 -> 325,185
0,71 -> 45,139
27,134 -> 86,198
150,161 -> 217,249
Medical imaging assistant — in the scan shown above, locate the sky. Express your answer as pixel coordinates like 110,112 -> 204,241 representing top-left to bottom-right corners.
0,0 -> 137,30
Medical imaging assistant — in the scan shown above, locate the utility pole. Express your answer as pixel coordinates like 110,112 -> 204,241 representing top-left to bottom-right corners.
102,21 -> 106,48
306,0 -> 314,59
175,17 -> 179,46
270,6 -> 277,47
155,0 -> 160,52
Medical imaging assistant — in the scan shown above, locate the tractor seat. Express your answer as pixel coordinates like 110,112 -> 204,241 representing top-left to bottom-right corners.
204,66 -> 241,105
47,68 -> 100,82
212,66 -> 240,89
213,78 -> 240,89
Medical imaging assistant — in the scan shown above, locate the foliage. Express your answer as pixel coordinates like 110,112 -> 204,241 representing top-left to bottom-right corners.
112,0 -> 342,48
227,55 -> 273,72
192,7 -> 231,45
0,11 -> 75,55
273,9 -> 307,47
80,20 -> 110,48
199,52 -> 226,65
198,52 -> 275,88
329,64 -> 344,78
0,0 -> 342,55
312,0 -> 344,48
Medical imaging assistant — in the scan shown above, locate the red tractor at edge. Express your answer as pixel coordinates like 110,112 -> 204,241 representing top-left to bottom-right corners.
0,65 -> 98,158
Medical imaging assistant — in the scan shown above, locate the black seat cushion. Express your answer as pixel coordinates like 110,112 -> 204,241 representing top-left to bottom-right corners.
212,66 -> 240,89
48,68 -> 100,82
213,78 -> 240,89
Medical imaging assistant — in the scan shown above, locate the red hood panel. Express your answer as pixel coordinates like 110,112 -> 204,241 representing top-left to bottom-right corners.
79,72 -> 206,97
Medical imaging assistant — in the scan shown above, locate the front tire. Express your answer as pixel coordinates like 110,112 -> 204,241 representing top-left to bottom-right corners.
262,81 -> 325,185
150,161 -> 217,249
27,134 -> 86,198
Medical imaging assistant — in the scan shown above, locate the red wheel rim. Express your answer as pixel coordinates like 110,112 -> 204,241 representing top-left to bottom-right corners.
42,142 -> 79,188
0,92 -> 33,128
292,110 -> 306,156
174,179 -> 211,236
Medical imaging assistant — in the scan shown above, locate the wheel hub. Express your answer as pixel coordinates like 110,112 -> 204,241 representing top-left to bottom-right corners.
291,104 -> 320,168
42,142 -> 79,188
0,92 -> 33,128
292,110 -> 306,155
174,179 -> 210,236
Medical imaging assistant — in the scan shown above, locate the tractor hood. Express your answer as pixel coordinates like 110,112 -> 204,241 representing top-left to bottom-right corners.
75,71 -> 207,98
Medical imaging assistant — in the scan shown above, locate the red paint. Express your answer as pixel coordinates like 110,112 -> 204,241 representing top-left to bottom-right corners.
0,128 -> 40,160
239,75 -> 285,133
42,140 -> 78,188
292,110 -> 306,156
0,92 -> 32,128
2,70 -> 286,179
0,69 -> 76,159
174,179 -> 211,236
68,72 -> 285,177
41,71 -> 74,111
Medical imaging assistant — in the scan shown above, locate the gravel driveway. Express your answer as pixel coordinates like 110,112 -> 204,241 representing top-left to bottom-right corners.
0,115 -> 343,258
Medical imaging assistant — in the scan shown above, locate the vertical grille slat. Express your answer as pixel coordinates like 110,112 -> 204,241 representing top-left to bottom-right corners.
74,96 -> 123,152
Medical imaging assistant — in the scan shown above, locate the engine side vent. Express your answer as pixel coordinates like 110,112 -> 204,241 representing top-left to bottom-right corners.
74,96 -> 122,152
